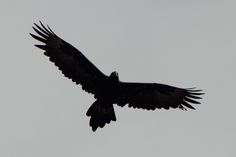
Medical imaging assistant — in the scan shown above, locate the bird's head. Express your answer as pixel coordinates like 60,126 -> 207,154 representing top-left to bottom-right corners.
110,71 -> 119,82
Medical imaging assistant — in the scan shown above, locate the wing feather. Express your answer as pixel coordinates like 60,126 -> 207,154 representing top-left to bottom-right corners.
30,21 -> 108,95
116,82 -> 203,110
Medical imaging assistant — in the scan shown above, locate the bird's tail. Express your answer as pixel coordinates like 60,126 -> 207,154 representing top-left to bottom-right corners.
86,100 -> 116,131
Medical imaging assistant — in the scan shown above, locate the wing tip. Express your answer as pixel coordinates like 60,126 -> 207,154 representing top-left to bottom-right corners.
180,87 -> 204,110
31,21 -> 57,38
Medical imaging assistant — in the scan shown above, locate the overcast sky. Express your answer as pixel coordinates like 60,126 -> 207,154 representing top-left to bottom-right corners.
1,0 -> 235,157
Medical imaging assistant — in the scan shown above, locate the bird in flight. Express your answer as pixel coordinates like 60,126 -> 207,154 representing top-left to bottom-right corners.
30,21 -> 203,131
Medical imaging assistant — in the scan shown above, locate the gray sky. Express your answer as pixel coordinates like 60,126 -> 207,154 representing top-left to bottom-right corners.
1,0 -> 235,156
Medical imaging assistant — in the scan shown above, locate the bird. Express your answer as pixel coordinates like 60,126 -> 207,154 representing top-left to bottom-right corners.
30,21 -> 203,131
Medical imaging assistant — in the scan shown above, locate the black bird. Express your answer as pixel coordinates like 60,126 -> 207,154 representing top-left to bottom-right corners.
30,22 -> 203,131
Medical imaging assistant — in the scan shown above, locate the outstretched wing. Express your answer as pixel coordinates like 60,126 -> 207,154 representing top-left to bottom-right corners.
30,21 -> 108,94
116,82 -> 203,110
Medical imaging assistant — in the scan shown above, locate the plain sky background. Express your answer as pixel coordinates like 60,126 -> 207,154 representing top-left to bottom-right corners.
1,0 -> 235,157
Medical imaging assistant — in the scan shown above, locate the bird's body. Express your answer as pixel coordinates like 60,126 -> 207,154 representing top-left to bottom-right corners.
30,22 -> 203,131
